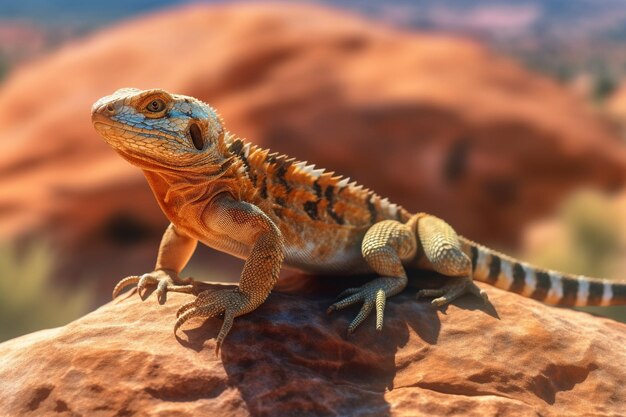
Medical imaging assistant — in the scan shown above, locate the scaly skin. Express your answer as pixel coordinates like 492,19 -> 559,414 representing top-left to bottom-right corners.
91,88 -> 626,352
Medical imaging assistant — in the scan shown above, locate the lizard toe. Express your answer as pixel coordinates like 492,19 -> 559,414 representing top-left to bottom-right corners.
425,277 -> 481,307
174,302 -> 224,335
137,273 -> 158,296
173,288 -> 250,353
112,275 -> 141,299
330,280 -> 395,334
334,287 -> 361,302
467,281 -> 489,303
176,290 -> 213,318
112,269 -> 196,302
347,301 -> 374,334
416,288 -> 447,300
327,291 -> 364,314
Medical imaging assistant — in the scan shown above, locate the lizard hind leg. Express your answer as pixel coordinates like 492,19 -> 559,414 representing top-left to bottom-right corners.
414,214 -> 488,306
327,220 -> 416,334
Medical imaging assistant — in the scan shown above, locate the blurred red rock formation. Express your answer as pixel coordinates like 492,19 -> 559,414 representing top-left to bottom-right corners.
0,4 -> 624,293
609,80 -> 626,132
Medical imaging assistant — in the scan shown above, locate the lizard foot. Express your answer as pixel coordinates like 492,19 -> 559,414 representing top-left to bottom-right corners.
174,288 -> 250,354
327,280 -> 395,334
112,269 -> 196,303
416,277 -> 488,307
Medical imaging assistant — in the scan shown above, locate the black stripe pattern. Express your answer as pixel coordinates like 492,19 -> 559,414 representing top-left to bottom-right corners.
510,263 -> 526,294
530,271 -> 551,301
302,179 -> 322,221
324,185 -> 344,224
470,246 -> 478,273
228,139 -> 257,185
487,255 -> 501,284
587,281 -> 604,306
303,201 -> 319,220
266,153 -> 292,194
558,277 -> 579,306
613,283 -> 626,305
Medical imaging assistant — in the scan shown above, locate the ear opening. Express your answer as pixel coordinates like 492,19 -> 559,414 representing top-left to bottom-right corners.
189,122 -> 204,150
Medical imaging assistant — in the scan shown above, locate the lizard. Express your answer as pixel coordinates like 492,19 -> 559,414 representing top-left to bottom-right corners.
91,88 -> 626,352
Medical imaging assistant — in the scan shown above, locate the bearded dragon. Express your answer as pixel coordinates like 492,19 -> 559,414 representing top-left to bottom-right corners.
91,88 -> 626,352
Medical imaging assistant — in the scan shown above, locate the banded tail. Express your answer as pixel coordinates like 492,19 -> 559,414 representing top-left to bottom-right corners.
460,237 -> 626,307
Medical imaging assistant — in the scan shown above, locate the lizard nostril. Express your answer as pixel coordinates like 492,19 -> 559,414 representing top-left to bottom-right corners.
106,104 -> 114,113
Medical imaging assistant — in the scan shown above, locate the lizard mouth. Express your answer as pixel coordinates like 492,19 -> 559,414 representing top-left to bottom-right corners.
189,122 -> 204,151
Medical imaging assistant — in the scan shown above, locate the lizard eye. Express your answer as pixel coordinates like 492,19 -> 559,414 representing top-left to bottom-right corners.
146,99 -> 166,113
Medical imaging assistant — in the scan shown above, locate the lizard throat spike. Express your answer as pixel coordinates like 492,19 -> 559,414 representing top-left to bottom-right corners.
189,123 -> 204,150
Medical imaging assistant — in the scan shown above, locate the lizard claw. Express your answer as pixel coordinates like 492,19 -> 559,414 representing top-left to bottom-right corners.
328,281 -> 390,334
112,275 -> 141,299
176,290 -> 212,318
416,277 -> 489,307
174,288 -> 249,354
112,269 -> 195,302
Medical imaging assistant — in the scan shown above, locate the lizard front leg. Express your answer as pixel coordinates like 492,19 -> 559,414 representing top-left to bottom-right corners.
174,195 -> 284,353
112,223 -> 198,302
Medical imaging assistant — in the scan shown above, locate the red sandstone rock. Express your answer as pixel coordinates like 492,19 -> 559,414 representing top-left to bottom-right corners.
0,274 -> 624,417
0,4 -> 624,295
608,81 -> 626,134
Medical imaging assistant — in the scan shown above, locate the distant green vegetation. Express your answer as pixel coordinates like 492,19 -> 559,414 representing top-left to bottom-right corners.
524,191 -> 626,323
524,192 -> 619,278
591,65 -> 619,102
0,53 -> 8,83
0,242 -> 94,342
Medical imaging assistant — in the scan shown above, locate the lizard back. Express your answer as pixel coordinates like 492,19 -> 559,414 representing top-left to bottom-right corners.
224,135 -> 413,273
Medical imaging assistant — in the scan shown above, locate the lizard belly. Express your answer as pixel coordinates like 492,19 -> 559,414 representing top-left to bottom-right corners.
198,234 -> 252,261
196,229 -> 369,275
281,224 -> 372,275
177,213 -> 371,275
283,243 -> 370,275
175,219 -> 255,262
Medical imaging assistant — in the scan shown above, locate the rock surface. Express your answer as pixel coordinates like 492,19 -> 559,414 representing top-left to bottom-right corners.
0,4 -> 625,293
1,274 -> 625,417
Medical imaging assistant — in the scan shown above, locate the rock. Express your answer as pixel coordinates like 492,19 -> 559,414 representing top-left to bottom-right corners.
0,4 -> 625,296
1,273 -> 624,417
608,81 -> 626,135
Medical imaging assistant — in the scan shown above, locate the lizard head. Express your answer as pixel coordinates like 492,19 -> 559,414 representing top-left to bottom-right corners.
91,88 -> 225,170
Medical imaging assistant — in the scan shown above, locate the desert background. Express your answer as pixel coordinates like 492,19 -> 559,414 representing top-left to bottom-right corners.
2,0 -> 626,342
